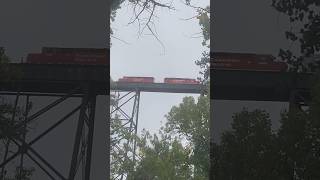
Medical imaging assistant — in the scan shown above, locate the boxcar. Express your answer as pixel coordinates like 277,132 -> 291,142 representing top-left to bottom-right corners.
164,78 -> 199,84
118,77 -> 154,83
211,52 -> 287,71
26,47 -> 108,65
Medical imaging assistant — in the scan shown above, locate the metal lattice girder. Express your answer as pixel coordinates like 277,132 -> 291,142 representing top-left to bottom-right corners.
0,85 -> 97,180
110,90 -> 140,180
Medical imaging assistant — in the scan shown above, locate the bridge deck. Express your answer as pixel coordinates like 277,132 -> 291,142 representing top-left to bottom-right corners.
0,64 -> 314,101
111,82 -> 202,94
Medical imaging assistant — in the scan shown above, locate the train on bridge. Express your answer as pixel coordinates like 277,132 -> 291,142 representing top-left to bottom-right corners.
118,76 -> 200,84
26,48 -> 287,72
26,47 -> 109,65
211,52 -> 288,72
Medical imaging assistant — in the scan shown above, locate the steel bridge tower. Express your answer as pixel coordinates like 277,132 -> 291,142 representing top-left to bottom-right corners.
109,81 -> 203,179
110,90 -> 141,180
0,64 -> 108,180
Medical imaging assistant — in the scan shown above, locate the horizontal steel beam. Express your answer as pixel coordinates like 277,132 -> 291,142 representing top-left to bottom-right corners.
0,64 -> 314,102
111,82 -> 203,94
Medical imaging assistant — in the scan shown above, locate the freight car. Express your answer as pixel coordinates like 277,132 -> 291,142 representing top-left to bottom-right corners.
164,78 -> 200,84
118,76 -> 155,83
211,52 -> 288,72
41,47 -> 108,54
26,47 -> 109,65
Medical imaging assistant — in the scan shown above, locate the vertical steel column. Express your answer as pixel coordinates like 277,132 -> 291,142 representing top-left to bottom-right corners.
68,92 -> 89,180
132,91 -> 140,166
68,85 -> 97,180
84,91 -> 96,180
18,95 -> 29,180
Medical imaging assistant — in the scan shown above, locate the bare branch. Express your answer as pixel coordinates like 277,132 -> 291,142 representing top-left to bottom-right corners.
111,35 -> 131,45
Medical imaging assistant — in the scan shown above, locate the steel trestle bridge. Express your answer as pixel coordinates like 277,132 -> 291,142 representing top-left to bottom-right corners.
0,63 -> 314,180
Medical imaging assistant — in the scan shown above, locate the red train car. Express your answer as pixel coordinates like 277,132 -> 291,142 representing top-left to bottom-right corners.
26,47 -> 109,65
164,78 -> 200,84
26,53 -> 107,65
42,47 -> 108,55
211,52 -> 288,72
118,76 -> 154,83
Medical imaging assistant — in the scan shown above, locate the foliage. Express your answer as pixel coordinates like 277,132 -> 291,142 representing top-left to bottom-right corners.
126,95 -> 209,179
165,95 -> 210,179
272,0 -> 320,72
275,74 -> 320,179
0,48 -> 34,179
3,167 -> 35,180
0,48 -> 22,140
194,6 -> 210,88
0,99 -> 26,140
212,77 -> 320,179
212,109 -> 279,179
0,47 -> 11,81
127,130 -> 193,180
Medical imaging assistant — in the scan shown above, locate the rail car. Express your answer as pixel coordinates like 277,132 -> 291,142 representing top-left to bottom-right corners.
41,47 -> 108,54
211,52 -> 288,72
26,47 -> 109,65
118,76 -> 155,83
164,78 -> 200,84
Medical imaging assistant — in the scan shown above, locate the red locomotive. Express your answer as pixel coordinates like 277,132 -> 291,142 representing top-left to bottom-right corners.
26,47 -> 109,65
211,52 -> 288,72
118,76 -> 155,83
164,78 -> 200,84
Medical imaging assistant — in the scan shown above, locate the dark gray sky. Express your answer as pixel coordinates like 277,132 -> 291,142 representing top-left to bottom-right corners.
0,0 -> 108,61
1,0 -> 108,179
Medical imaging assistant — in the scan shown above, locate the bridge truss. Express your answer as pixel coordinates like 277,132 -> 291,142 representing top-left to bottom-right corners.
110,90 -> 140,179
0,64 -> 107,180
0,64 -> 314,180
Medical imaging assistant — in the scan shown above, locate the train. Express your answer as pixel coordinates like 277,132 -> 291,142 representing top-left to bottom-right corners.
26,47 -> 109,65
26,48 -> 286,72
164,78 -> 199,84
118,76 -> 155,83
211,52 -> 288,72
117,77 -> 200,84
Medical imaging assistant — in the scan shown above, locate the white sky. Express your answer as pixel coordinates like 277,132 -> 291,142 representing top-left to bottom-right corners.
111,0 -> 209,135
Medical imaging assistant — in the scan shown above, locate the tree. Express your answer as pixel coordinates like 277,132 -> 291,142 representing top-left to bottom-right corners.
275,74 -> 320,179
270,1 -> 320,178
165,96 -> 210,179
126,95 -> 209,179
272,0 -> 320,72
0,48 -> 11,81
127,129 -> 193,180
111,0 -> 209,48
212,75 -> 320,179
3,167 -> 35,180
212,109 -> 279,180
0,48 -> 24,140
0,48 -> 34,180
